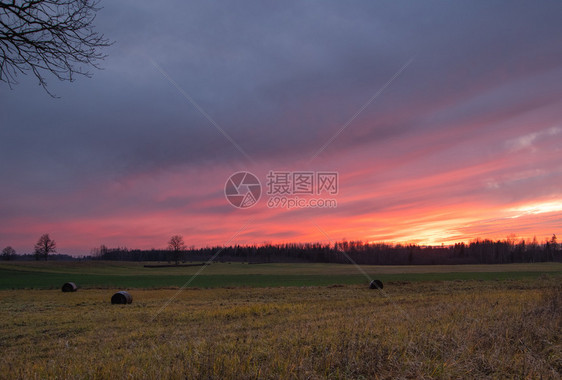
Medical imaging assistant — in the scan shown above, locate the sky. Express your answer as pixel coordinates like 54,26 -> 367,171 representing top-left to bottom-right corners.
1,1 -> 562,255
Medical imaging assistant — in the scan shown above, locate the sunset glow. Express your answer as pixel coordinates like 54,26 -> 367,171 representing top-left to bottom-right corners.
1,1 -> 561,255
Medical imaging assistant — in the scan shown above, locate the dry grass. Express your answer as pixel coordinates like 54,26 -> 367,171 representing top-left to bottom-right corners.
0,279 -> 560,379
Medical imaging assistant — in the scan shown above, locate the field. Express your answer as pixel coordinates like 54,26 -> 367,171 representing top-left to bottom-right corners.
0,262 -> 561,378
1,261 -> 561,290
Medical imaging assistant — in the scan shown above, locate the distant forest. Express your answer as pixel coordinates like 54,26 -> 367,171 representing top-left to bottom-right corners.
3,235 -> 561,265
6,235 -> 560,265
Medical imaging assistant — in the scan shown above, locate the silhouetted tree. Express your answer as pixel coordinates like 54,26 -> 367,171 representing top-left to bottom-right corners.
34,234 -> 56,260
0,0 -> 111,95
167,235 -> 186,265
1,246 -> 15,260
90,244 -> 108,259
550,234 -> 558,251
529,236 -> 539,263
545,234 -> 558,262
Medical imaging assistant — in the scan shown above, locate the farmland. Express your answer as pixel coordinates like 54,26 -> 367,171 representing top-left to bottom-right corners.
0,262 -> 560,378
1,261 -> 561,290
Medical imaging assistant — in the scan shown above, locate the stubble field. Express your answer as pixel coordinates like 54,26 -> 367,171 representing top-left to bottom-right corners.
0,263 -> 560,379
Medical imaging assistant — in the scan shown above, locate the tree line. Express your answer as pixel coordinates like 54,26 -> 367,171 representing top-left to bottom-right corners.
88,235 -> 561,265
3,234 -> 561,265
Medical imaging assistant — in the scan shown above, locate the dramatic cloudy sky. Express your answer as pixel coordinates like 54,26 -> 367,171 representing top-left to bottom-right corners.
1,1 -> 562,254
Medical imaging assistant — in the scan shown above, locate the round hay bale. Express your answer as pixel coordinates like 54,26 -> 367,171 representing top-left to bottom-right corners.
61,282 -> 77,292
111,291 -> 133,304
369,280 -> 384,290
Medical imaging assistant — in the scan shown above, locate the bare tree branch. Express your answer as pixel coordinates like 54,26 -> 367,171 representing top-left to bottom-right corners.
0,0 -> 111,96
